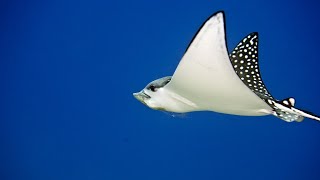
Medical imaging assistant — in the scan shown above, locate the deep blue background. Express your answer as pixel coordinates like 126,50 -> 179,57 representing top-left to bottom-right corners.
1,0 -> 320,179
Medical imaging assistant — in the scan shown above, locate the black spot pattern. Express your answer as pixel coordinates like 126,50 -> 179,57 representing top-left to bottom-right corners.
229,32 -> 274,100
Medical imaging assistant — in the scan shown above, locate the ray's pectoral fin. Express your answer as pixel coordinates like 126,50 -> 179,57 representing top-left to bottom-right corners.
229,32 -> 274,100
267,98 -> 320,122
229,33 -> 320,122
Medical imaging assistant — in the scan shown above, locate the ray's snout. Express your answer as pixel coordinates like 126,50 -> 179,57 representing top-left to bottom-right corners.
133,92 -> 141,101
133,91 -> 150,105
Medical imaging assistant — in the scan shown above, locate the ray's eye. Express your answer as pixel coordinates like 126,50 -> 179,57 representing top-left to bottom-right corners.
149,85 -> 157,92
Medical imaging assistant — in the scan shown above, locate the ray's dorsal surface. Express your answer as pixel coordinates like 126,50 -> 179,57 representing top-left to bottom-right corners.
164,12 -> 272,116
229,32 -> 274,100
229,32 -> 320,122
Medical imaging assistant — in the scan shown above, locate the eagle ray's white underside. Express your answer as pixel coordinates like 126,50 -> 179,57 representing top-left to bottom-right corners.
165,12 -> 272,116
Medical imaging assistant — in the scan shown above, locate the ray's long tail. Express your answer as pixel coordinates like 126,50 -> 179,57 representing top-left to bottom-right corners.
268,97 -> 320,122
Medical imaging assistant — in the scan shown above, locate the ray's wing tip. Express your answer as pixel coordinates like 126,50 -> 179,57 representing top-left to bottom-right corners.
215,10 -> 225,16
213,10 -> 225,16
246,32 -> 258,39
184,10 -> 226,53
207,11 -> 225,21
250,32 -> 258,36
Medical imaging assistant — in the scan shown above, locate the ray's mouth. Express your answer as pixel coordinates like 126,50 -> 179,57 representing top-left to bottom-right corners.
141,91 -> 151,99
133,91 -> 150,104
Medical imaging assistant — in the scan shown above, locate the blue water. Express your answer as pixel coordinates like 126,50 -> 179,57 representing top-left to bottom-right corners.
1,0 -> 320,179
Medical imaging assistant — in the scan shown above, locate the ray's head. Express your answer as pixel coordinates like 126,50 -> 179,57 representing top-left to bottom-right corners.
133,76 -> 171,110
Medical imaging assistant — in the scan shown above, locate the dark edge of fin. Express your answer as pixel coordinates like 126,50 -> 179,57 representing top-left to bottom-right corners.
185,11 -> 227,53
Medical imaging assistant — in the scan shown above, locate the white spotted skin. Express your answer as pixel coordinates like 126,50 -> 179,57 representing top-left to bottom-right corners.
228,32 -> 320,122
229,32 -> 274,100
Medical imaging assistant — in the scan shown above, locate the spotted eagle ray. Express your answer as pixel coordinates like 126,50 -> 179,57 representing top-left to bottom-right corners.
133,11 -> 320,122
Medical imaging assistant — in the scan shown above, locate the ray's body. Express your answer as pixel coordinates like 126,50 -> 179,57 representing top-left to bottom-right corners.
133,11 -> 320,122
